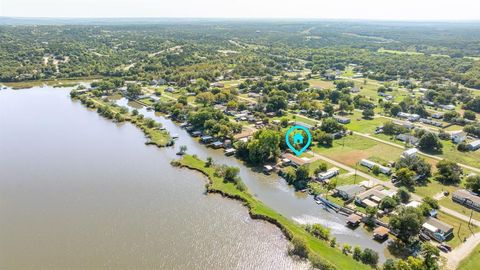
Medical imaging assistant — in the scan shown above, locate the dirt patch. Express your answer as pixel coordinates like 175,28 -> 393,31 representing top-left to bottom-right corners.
329,151 -> 369,166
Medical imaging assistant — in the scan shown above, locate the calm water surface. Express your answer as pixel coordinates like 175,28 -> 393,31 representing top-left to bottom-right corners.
0,87 -> 308,270
0,86 -> 388,270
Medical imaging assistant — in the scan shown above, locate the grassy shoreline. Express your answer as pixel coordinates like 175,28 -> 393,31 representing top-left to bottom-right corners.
1,77 -> 101,89
173,154 -> 371,270
73,93 -> 172,147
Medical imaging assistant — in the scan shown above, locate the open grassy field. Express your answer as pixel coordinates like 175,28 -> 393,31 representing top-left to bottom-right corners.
345,112 -> 387,134
313,134 -> 404,167
307,79 -> 335,89
414,180 -> 459,199
378,48 -> 423,56
440,140 -> 480,169
458,243 -> 480,270
176,155 -> 371,270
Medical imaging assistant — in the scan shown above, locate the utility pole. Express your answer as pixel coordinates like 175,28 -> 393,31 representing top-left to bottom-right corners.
469,210 -> 473,227
354,162 -> 358,184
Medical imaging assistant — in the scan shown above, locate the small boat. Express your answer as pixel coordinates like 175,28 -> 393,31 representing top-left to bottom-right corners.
172,134 -> 179,139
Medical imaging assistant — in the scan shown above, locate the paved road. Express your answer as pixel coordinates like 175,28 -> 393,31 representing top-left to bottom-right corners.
443,232 -> 480,270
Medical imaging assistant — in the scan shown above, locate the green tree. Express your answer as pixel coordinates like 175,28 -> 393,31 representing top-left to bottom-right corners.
466,174 -> 480,193
396,187 -> 411,203
463,110 -> 476,120
389,206 -> 424,244
421,242 -> 440,270
380,196 -> 398,211
395,168 -> 416,188
321,117 -> 344,133
205,157 -> 214,167
308,224 -> 331,241
390,105 -> 402,116
290,236 -> 308,258
247,130 -> 281,165
362,108 -> 375,119
353,246 -> 362,261
395,155 -> 431,179
360,248 -> 379,267
342,244 -> 352,255
126,83 -> 142,99
224,166 -> 240,182
418,132 -> 443,152
195,92 -> 215,106
435,159 -> 463,184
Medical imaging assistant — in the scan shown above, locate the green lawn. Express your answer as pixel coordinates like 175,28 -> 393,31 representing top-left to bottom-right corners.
176,155 -> 371,270
458,243 -> 480,270
345,113 -> 386,134
307,79 -> 335,89
439,196 -> 480,221
440,140 -> 480,169
313,134 -> 403,167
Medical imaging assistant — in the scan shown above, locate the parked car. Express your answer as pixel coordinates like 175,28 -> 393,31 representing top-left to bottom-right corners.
437,245 -> 449,253
439,244 -> 452,252
419,231 -> 431,241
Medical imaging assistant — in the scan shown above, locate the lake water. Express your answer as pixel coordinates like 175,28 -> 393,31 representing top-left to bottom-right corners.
0,86 -> 387,269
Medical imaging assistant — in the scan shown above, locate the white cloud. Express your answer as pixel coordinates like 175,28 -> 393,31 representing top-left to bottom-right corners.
1,0 -> 479,20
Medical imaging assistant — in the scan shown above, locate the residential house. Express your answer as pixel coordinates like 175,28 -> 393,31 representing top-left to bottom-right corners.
467,140 -> 480,151
263,165 -> 274,174
224,148 -> 236,156
373,226 -> 390,241
210,141 -> 224,149
440,104 -> 456,111
334,116 -> 351,124
402,148 -> 418,158
422,218 -> 454,242
419,118 -> 443,127
350,87 -> 360,93
452,189 -> 480,212
283,153 -> 310,168
396,134 -> 419,145
397,112 -> 420,122
355,185 -> 396,208
200,135 -> 213,143
317,168 -> 340,182
346,213 -> 362,227
360,159 -> 392,175
335,185 -> 366,200
450,130 -> 467,144
191,131 -> 202,137
210,82 -> 224,88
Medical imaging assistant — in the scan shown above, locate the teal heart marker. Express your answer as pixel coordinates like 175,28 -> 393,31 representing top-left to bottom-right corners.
285,125 -> 312,156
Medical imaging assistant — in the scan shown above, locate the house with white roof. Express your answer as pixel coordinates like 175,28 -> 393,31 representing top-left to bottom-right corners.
450,130 -> 467,144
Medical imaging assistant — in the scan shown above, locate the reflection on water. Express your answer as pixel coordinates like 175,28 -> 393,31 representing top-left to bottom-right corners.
0,87 -> 308,270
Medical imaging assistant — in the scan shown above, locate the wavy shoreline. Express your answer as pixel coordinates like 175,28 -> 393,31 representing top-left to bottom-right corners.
172,155 -> 371,270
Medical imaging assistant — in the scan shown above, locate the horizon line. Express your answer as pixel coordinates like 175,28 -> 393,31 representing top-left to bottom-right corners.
1,16 -> 480,23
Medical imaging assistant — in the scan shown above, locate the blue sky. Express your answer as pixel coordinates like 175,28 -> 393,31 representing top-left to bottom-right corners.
1,0 -> 479,20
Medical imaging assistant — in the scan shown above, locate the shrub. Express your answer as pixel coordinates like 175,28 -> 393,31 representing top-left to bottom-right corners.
290,236 -> 309,258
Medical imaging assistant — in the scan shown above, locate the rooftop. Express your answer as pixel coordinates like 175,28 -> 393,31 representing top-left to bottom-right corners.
424,217 -> 453,233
